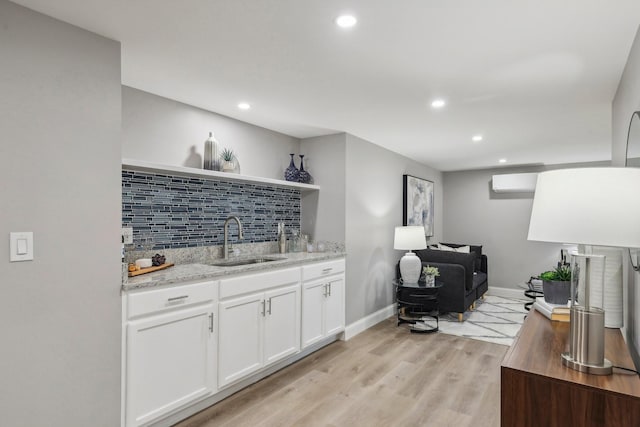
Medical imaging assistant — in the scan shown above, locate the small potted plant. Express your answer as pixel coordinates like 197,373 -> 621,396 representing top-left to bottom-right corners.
540,265 -> 572,304
220,148 -> 236,173
423,265 -> 440,286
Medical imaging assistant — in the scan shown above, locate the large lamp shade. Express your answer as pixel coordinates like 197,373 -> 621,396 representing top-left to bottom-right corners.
527,168 -> 640,248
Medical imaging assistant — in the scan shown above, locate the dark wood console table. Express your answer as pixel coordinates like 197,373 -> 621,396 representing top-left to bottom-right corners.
501,309 -> 640,427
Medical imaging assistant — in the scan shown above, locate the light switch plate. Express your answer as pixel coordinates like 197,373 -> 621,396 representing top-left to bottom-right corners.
10,232 -> 33,262
122,227 -> 133,245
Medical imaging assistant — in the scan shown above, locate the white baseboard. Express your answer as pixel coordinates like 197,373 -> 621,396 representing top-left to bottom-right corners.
344,303 -> 396,340
487,286 -> 525,299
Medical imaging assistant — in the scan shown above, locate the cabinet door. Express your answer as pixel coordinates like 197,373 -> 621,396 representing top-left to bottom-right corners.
324,277 -> 345,336
126,303 -> 216,427
264,284 -> 300,365
218,292 -> 264,388
301,280 -> 326,348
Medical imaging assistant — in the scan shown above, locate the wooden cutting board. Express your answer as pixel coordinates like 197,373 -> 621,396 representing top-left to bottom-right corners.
128,263 -> 174,277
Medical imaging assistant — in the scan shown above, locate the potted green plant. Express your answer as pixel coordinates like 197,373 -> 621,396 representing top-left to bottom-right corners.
540,265 -> 572,304
220,148 -> 236,173
423,265 -> 440,286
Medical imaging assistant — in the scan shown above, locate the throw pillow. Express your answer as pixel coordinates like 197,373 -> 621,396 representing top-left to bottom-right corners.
439,243 -> 471,253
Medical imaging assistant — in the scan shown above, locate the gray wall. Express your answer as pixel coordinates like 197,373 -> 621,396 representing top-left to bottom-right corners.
300,134 -> 347,243
123,86 -> 299,179
443,161 -> 608,289
612,25 -> 640,368
344,134 -> 443,324
0,2 -> 122,426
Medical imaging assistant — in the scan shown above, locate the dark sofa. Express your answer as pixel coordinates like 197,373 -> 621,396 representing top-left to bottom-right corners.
414,244 -> 488,321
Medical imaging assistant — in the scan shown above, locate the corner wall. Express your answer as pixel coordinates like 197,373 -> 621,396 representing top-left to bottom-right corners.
443,161 -> 609,290
0,2 -> 122,425
300,134 -> 347,244
344,134 -> 443,324
612,25 -> 640,368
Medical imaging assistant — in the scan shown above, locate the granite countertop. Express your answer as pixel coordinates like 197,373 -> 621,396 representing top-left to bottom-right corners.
123,251 -> 346,292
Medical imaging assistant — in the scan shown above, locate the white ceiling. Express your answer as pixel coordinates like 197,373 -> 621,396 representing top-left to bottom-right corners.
13,0 -> 640,171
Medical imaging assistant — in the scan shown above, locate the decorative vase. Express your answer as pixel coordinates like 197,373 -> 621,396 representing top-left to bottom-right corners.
284,153 -> 299,182
297,154 -> 312,184
203,132 -> 220,171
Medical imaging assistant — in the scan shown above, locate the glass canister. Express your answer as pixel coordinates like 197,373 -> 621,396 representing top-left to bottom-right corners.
291,230 -> 301,252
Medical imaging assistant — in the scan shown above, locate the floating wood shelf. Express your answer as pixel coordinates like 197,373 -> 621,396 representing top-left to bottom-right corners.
122,159 -> 320,193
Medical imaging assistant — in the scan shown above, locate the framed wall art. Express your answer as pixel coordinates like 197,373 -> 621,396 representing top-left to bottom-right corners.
403,174 -> 434,237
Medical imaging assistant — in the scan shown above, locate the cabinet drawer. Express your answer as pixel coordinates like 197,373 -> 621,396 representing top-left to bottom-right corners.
219,267 -> 300,299
127,281 -> 216,319
302,259 -> 345,282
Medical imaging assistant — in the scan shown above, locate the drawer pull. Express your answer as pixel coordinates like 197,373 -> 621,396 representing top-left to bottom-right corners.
167,295 -> 189,302
209,313 -> 214,333
322,268 -> 333,273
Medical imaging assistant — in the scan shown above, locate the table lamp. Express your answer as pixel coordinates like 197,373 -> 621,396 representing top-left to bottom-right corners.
527,167 -> 640,375
394,226 -> 427,283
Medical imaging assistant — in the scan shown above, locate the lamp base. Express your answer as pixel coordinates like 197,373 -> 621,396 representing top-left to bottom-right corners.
399,251 -> 421,283
561,352 -> 612,375
563,305 -> 612,375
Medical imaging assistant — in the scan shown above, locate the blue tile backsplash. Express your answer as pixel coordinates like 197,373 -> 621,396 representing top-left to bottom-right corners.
122,170 -> 301,250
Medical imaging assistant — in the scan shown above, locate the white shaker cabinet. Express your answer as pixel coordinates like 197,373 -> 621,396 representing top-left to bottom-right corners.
264,284 -> 301,365
218,268 -> 301,388
217,292 -> 265,387
122,257 -> 345,427
323,277 -> 345,336
301,260 -> 346,348
124,281 -> 217,427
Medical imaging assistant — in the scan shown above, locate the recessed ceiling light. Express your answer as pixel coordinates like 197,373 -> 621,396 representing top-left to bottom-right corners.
431,99 -> 446,109
336,15 -> 357,28
472,135 -> 483,142
499,158 -> 507,163
237,102 -> 251,110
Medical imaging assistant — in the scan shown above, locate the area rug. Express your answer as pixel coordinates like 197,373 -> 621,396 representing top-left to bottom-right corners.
437,295 -> 528,346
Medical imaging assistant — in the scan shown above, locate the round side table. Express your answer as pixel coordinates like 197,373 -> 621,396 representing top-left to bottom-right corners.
393,279 -> 442,333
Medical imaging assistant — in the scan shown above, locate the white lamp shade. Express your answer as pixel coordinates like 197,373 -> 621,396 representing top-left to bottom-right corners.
527,168 -> 640,248
394,226 -> 427,250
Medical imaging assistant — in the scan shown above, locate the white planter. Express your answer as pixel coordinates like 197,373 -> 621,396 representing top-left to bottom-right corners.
222,160 -> 236,173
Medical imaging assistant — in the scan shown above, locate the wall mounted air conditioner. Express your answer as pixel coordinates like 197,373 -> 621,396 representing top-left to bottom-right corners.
492,173 -> 538,193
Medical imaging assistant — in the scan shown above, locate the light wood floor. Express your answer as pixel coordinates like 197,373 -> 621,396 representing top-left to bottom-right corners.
176,317 -> 507,427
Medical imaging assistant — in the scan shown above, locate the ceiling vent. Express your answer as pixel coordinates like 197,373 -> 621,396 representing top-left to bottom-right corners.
492,173 -> 538,193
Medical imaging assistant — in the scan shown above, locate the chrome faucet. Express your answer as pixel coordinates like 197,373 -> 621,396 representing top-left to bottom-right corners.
223,216 -> 244,259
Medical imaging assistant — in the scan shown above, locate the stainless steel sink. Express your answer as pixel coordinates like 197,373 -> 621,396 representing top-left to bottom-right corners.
209,256 -> 287,267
